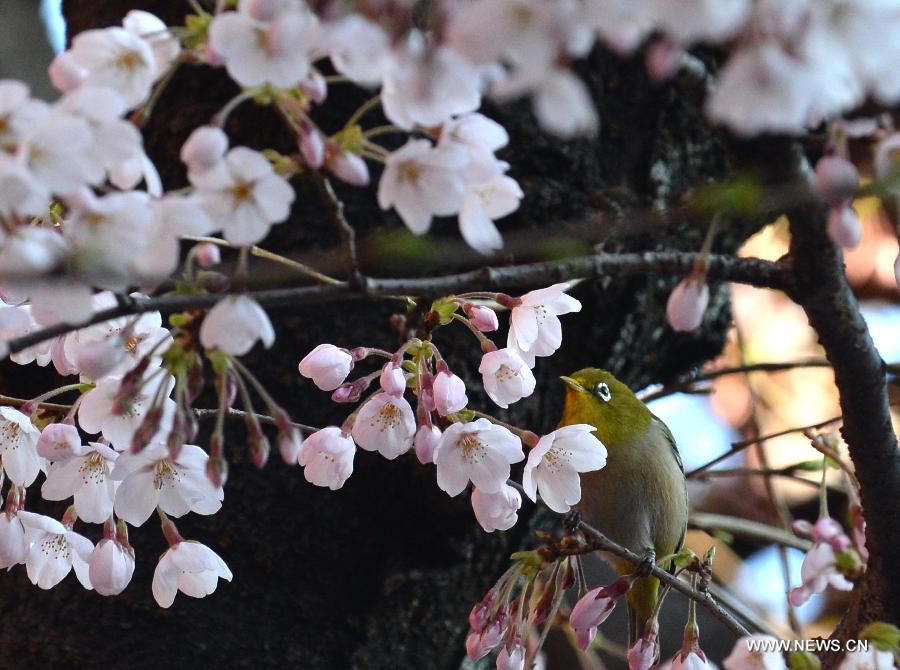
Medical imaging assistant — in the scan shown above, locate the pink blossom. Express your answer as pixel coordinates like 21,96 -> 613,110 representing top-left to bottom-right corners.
299,127 -> 325,169
827,204 -> 861,249
64,27 -> 157,107
299,343 -> 354,391
471,484 -> 521,532
465,304 -> 499,332
788,542 -> 854,606
655,0 -> 750,44
432,370 -> 468,416
325,15 -> 391,86
523,424 -> 607,513
479,348 -> 536,409
496,643 -> 525,670
673,650 -> 713,670
152,539 -> 232,607
414,425 -> 441,465
351,392 -> 416,460
200,295 -> 275,356
379,362 -> 407,396
667,275 -> 709,332
180,126 -> 229,176
327,148 -> 370,186
434,419 -> 524,496
570,577 -> 630,650
195,242 -> 222,268
507,282 -> 581,367
41,442 -> 119,523
465,616 -> 506,662
627,623 -> 660,670
122,10 -> 180,80
89,535 -> 135,596
299,426 -> 355,490
37,423 -> 87,462
723,636 -> 786,670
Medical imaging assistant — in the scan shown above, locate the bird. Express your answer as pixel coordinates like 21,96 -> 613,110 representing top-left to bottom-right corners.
559,368 -> 689,645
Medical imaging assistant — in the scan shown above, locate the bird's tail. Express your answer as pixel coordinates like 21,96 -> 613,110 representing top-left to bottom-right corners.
626,575 -> 659,646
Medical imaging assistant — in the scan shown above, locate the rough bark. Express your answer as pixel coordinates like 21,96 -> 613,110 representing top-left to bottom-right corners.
0,3 -> 772,669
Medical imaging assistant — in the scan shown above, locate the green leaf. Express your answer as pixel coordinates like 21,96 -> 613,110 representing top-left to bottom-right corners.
789,650 -> 822,670
861,623 -> 900,652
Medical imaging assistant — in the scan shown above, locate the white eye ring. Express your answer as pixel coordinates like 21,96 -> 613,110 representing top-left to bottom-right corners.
596,382 -> 612,402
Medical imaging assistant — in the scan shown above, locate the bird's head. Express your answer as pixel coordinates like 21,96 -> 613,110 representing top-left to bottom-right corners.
559,368 -> 653,448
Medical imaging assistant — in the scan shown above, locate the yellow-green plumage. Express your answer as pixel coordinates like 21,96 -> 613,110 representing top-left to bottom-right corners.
559,368 -> 689,644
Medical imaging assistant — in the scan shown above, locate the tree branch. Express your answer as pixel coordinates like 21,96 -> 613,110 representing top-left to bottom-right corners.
6,250 -> 788,355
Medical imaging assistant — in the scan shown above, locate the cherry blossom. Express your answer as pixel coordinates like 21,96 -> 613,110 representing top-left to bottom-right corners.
507,282 -> 581,367
351,392 -> 416,460
62,27 -> 157,108
788,541 -> 854,606
479,348 -> 536,409
326,148 -> 370,187
18,511 -> 93,590
0,406 -> 43,487
723,636 -> 787,670
152,539 -> 232,608
200,295 -> 275,356
190,146 -> 295,246
298,426 -> 355,490
522,424 -> 607,514
377,139 -> 467,235
464,304 -> 500,333
434,418 -> 524,497
379,362 -> 407,396
325,15 -> 391,86
673,650 -> 713,670
208,4 -> 319,88
569,577 -> 630,650
36,423 -> 86,462
666,275 -> 710,332
471,484 -> 521,532
496,644 -> 526,670
41,442 -> 119,523
414,424 -> 441,465
627,622 -> 660,670
299,344 -> 354,391
432,370 -> 468,416
181,126 -> 229,176
111,443 -> 224,526
654,0 -> 750,44
0,507 -> 26,569
838,648 -> 898,670
78,371 -> 175,450
89,532 -> 135,596
121,10 -> 180,80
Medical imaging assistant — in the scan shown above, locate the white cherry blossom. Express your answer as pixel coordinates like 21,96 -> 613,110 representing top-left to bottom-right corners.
471,484 -> 521,532
522,424 -> 607,513
666,276 -> 709,332
41,442 -> 119,523
111,443 -> 224,526
122,10 -> 180,79
459,174 -> 522,253
432,370 -> 468,416
299,426 -> 355,490
37,423 -> 87,462
18,511 -> 93,590
478,348 -> 536,409
191,146 -> 295,245
200,295 -> 275,355
298,344 -> 353,391
434,418 -> 524,497
838,649 -> 897,670
377,139 -> 467,234
325,15 -> 391,86
208,5 -> 319,88
351,392 -> 416,460
0,509 -> 26,569
507,282 -> 581,367
180,126 -> 229,176
64,27 -> 157,108
0,406 -> 42,487
414,424 -> 441,465
152,539 -> 232,608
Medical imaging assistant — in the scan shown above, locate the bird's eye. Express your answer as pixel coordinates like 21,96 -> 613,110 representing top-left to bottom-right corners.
595,382 -> 612,402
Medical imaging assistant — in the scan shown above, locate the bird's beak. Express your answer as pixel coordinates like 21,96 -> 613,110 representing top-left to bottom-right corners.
559,376 -> 587,393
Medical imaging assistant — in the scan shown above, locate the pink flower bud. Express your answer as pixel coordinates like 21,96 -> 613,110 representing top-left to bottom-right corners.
181,126 -> 229,174
331,384 -> 359,403
464,304 -> 499,332
569,577 -> 630,650
73,335 -> 127,380
49,52 -> 87,93
299,344 -> 354,391
432,370 -> 468,416
299,128 -> 325,169
827,204 -> 861,249
37,423 -> 86,461
328,149 -> 370,187
414,424 -> 441,464
496,643 -> 525,670
815,156 -> 859,201
666,276 -> 709,332
646,39 -> 683,82
278,426 -> 303,465
194,242 -> 221,268
627,624 -> 660,670
380,362 -> 407,396
468,593 -> 493,633
466,617 -> 505,661
89,537 -> 135,596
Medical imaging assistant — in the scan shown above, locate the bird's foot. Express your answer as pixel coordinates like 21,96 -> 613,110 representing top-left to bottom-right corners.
636,549 -> 656,578
563,509 -> 581,535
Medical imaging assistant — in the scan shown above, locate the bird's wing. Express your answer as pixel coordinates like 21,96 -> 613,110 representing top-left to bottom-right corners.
651,414 -> 688,556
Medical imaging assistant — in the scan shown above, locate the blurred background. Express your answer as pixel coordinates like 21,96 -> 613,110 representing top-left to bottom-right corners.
4,2 -> 897,668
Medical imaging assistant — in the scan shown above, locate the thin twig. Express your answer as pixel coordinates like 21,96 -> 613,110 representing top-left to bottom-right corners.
686,415 -> 843,478
315,174 -> 364,288
0,394 -> 72,413
194,407 -> 319,434
548,521 -> 751,638
688,512 -> 812,551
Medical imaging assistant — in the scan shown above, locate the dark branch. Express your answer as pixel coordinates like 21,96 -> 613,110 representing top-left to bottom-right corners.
6,250 -> 788,355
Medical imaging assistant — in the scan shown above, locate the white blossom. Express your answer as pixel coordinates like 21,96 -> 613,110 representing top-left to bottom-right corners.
18,511 -> 93,590
89,536 -> 136,596
152,540 -> 232,608
507,282 -> 581,367
0,406 -> 42,487
434,419 -> 524,497
299,426 -> 355,490
41,442 -> 119,523
200,295 -> 275,355
478,348 -> 536,409
351,392 -> 416,460
471,484 -> 521,532
298,344 -> 354,391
